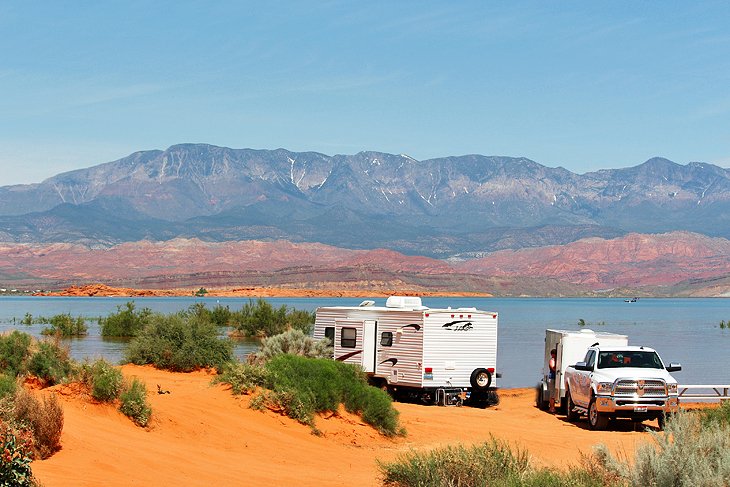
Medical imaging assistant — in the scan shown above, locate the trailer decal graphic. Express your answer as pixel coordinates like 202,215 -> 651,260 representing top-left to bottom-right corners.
335,350 -> 362,361
402,324 -> 421,332
442,320 -> 474,331
379,358 -> 398,366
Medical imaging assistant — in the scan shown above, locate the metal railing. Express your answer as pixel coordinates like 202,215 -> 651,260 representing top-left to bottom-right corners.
678,385 -> 730,401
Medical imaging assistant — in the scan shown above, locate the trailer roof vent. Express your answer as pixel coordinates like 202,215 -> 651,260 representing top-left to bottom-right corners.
359,300 -> 375,307
386,296 -> 422,308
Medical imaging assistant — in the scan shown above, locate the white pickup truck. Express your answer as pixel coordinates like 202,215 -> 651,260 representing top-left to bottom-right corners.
564,345 -> 682,429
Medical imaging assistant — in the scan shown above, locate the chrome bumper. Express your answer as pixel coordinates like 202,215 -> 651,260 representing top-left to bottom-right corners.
595,395 -> 679,414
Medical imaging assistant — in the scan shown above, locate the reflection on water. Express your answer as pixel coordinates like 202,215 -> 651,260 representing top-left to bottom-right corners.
1,296 -> 728,388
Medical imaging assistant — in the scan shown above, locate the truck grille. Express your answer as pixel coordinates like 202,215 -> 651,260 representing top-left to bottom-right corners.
614,379 -> 667,397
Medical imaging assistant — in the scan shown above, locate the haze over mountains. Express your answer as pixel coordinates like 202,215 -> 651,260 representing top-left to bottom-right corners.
1,144 -> 729,295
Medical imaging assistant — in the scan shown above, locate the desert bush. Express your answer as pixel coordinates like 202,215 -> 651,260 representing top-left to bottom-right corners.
231,299 -> 315,337
248,329 -> 332,364
40,313 -> 87,337
100,301 -> 152,337
12,389 -> 63,460
87,360 -> 124,402
262,355 -> 402,436
119,378 -> 151,427
209,304 -> 233,327
125,311 -> 233,372
27,340 -> 72,386
0,375 -> 17,400
0,422 -> 35,486
699,398 -> 730,426
0,332 -> 33,376
213,363 -> 270,395
591,410 -> 730,487
20,313 -> 33,326
379,438 -> 611,487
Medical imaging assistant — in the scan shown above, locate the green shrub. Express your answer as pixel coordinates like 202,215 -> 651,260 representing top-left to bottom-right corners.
213,363 -> 270,395
0,422 -> 35,486
231,299 -> 315,337
209,304 -> 232,327
12,389 -> 63,460
125,311 -> 233,372
0,375 -> 17,400
255,355 -> 401,436
100,301 -> 152,337
88,360 -> 123,402
20,313 -> 33,326
119,378 -> 151,427
27,341 -> 72,386
0,332 -> 32,376
40,313 -> 87,337
700,400 -> 730,426
248,329 -> 332,364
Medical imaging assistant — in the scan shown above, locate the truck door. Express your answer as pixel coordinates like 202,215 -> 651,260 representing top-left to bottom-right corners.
361,320 -> 377,373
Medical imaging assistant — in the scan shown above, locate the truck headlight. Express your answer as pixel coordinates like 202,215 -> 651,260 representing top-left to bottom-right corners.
596,382 -> 613,394
667,383 -> 678,394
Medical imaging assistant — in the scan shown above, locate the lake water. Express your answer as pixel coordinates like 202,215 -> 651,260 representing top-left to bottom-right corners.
1,296 -> 728,389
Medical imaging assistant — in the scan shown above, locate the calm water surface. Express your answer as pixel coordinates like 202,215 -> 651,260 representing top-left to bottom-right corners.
1,296 -> 728,388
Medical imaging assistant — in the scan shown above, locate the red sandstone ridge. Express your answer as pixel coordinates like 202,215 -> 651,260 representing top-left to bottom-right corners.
5,231 -> 730,295
456,231 -> 730,289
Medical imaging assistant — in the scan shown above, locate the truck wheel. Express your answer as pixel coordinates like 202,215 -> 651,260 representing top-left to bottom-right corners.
588,397 -> 608,430
470,368 -> 492,390
565,389 -> 579,422
658,413 -> 671,431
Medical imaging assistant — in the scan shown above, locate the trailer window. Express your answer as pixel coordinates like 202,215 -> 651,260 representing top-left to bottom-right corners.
324,327 -> 334,346
341,328 -> 357,348
380,332 -> 393,347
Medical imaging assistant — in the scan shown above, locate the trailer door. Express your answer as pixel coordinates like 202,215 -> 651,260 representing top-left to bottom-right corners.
362,320 -> 377,373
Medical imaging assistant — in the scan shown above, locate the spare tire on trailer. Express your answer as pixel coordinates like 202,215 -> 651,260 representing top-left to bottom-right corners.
470,368 -> 492,390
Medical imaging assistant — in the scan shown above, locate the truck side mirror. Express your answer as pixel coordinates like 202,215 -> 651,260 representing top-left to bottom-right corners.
666,363 -> 682,372
573,361 -> 591,371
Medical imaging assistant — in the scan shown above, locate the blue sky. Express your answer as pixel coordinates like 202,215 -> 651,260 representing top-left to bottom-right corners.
1,1 -> 729,185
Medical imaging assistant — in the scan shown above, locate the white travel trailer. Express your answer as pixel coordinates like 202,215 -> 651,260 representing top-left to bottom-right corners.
537,328 -> 628,411
313,296 -> 499,406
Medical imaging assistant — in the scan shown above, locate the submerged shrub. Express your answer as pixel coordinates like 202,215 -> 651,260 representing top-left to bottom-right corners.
0,332 -> 33,376
40,313 -> 87,337
0,422 -> 35,486
27,341 -> 72,386
125,312 -> 233,372
119,378 -> 151,427
231,299 -> 315,337
248,329 -> 332,365
100,301 -> 152,337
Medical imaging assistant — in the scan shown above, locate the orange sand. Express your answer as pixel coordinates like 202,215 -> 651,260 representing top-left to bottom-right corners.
31,365 -> 666,486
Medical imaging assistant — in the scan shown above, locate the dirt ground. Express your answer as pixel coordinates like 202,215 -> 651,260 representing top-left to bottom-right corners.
32,365 -> 667,486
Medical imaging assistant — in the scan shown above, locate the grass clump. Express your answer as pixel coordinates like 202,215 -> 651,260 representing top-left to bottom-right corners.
100,301 -> 152,337
218,354 -> 402,436
40,313 -> 87,337
119,378 -> 151,427
10,389 -> 64,460
125,311 -> 233,372
231,299 -> 315,337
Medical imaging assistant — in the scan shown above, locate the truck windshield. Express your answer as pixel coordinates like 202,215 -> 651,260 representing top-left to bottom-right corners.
597,351 -> 663,369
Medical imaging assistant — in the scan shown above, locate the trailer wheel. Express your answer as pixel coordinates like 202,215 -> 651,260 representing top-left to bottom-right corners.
535,383 -> 549,410
470,368 -> 492,390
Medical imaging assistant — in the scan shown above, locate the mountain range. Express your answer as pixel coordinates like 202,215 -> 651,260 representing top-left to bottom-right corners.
1,144 -> 729,295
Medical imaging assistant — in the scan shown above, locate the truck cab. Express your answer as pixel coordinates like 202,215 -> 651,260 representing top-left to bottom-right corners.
564,345 -> 681,429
